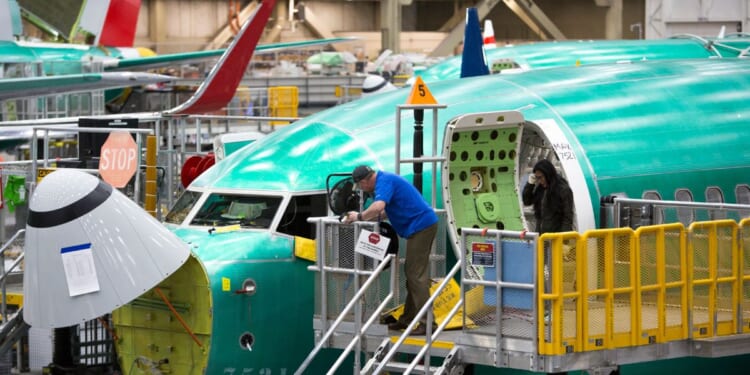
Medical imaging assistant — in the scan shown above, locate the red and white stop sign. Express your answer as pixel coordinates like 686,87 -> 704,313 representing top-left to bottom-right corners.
99,132 -> 138,188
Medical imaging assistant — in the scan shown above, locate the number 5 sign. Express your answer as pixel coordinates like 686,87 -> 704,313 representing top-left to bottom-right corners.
405,76 -> 438,105
99,132 -> 138,188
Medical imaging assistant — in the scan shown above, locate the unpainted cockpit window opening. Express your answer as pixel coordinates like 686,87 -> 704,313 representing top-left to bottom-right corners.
163,190 -> 329,236
165,190 -> 202,224
187,193 -> 282,229
277,193 -> 328,239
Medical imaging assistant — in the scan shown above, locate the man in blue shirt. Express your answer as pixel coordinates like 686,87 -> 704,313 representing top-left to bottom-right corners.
342,165 -> 439,335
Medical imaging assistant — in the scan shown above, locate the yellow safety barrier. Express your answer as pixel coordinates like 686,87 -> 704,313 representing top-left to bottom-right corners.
268,86 -> 298,126
634,223 -> 688,344
334,86 -> 362,98
537,231 -> 582,355
580,228 -> 638,351
740,218 -> 750,333
688,219 -> 739,338
538,219 -> 748,356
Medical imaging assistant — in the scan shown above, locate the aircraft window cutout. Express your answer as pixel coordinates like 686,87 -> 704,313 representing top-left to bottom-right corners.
736,184 -> 750,205
736,185 -> 750,219
674,189 -> 694,226
705,187 -> 726,220
165,190 -> 203,224
642,190 -> 663,224
189,193 -> 282,229
277,194 -> 328,239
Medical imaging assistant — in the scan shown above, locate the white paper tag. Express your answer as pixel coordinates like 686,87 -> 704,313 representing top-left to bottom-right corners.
354,229 -> 390,261
60,243 -> 100,297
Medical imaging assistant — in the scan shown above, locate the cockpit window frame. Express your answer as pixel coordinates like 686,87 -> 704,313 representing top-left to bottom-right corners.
165,188 -> 292,230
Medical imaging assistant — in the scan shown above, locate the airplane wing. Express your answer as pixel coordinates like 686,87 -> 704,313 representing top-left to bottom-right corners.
1,0 -> 277,120
0,72 -> 173,101
108,37 -> 357,71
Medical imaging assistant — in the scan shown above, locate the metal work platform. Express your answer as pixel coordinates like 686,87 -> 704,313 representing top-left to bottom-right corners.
296,107 -> 750,374
301,214 -> 750,374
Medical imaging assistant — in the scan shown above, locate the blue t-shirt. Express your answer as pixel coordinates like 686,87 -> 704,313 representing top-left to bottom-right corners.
374,171 -> 438,238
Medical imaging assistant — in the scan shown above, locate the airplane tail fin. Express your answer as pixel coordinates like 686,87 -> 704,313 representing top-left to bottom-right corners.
79,0 -> 141,47
460,7 -> 490,78
99,0 -> 142,46
483,19 -> 497,49
166,0 -> 276,115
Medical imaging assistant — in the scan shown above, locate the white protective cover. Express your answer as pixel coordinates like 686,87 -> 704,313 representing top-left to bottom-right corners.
23,169 -> 190,328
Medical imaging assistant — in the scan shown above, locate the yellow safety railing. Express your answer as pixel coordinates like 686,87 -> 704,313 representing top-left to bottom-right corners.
635,223 -> 688,344
581,227 -> 638,351
538,220 -> 748,356
689,220 -> 738,338
537,231 -> 582,355
740,218 -> 750,333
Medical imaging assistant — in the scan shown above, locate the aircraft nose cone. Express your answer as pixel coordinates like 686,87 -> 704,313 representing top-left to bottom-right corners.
23,169 -> 190,328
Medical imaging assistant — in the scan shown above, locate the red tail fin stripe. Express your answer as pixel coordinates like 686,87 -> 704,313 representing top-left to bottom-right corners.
168,0 -> 275,115
99,0 -> 141,47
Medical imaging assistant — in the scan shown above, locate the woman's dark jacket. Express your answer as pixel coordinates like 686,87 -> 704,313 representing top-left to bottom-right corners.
522,161 -> 574,234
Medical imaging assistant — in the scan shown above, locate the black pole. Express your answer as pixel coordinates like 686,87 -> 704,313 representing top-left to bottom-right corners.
413,109 -> 424,193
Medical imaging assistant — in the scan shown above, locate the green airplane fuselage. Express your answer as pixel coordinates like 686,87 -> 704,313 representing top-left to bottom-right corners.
116,53 -> 750,373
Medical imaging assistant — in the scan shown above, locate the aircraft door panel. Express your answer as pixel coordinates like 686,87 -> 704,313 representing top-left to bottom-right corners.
443,115 -> 525,236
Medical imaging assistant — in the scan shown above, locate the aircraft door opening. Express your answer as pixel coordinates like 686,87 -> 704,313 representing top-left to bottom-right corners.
442,111 -> 582,245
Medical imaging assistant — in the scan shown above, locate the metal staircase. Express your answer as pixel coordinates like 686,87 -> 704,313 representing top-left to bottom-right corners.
0,308 -> 29,355
0,229 -> 28,370
363,341 -> 464,375
297,103 -> 470,374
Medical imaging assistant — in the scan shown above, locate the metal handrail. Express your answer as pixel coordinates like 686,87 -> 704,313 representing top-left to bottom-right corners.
295,217 -> 397,375
0,229 -> 25,258
373,260 -> 463,375
295,253 -> 396,375
0,229 -> 25,325
326,254 -> 396,375
459,228 -> 540,359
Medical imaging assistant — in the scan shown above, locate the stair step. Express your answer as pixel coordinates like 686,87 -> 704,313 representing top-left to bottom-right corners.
375,360 -> 440,374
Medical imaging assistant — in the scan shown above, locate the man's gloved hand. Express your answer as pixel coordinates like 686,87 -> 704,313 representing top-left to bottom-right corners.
528,174 -> 537,185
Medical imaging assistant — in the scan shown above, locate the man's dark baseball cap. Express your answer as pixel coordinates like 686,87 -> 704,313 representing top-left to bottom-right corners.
352,165 -> 374,183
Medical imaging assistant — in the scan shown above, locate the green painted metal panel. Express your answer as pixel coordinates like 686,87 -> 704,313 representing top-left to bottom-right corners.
176,58 -> 750,372
202,58 -> 750,223
446,124 -> 525,231
419,38 -> 749,83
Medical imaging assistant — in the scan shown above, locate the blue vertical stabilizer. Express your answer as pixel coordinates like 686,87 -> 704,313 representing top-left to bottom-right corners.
460,8 -> 490,78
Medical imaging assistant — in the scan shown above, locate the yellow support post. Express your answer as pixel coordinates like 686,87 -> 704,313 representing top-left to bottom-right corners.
144,135 -> 158,217
740,218 -> 750,333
